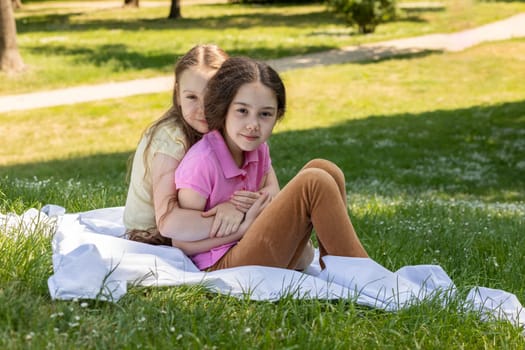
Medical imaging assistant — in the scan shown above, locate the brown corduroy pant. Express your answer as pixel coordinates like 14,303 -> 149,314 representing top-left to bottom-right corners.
209,159 -> 368,271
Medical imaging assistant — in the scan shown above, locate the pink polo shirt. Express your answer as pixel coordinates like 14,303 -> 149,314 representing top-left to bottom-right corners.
175,130 -> 271,270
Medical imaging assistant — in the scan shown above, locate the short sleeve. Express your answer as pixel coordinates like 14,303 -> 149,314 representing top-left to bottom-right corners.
150,124 -> 186,161
175,152 -> 214,200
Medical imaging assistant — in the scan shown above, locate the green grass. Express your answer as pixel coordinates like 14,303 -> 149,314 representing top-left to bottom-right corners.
3,0 -> 525,94
1,36 -> 524,347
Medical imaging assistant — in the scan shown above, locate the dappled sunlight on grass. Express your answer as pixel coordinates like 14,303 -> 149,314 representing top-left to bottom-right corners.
1,39 -> 524,204
5,0 -> 525,94
0,93 -> 169,166
277,39 -> 525,133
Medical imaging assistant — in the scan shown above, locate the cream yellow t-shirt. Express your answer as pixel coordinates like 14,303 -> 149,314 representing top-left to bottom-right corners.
123,123 -> 187,231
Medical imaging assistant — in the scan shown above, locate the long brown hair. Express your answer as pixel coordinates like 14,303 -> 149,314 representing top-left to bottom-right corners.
204,57 -> 286,133
128,44 -> 228,246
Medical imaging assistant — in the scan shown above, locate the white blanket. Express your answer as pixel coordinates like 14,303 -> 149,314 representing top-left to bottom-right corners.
3,206 -> 523,329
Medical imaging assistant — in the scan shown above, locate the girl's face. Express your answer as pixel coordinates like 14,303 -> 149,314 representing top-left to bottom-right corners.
223,82 -> 278,165
177,67 -> 216,134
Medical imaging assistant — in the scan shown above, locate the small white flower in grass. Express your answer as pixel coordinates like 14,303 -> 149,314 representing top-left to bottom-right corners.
489,257 -> 499,268
80,302 -> 89,308
169,326 -> 175,333
25,332 -> 35,340
68,322 -> 79,328
74,315 -> 81,321
176,334 -> 183,340
244,327 -> 251,334
138,316 -> 146,323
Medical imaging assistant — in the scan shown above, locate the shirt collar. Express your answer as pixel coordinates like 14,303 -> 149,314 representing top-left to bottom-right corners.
207,130 -> 260,179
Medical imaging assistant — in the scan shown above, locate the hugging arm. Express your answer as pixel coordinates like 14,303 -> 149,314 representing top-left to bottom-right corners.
230,165 -> 280,212
152,153 -> 247,242
151,153 -> 214,241
174,187 -> 248,254
173,192 -> 271,256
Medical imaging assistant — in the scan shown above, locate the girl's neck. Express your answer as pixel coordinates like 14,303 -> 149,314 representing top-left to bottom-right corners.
232,150 -> 244,168
221,130 -> 244,168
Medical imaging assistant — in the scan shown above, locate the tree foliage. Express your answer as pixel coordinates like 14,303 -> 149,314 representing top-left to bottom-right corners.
326,0 -> 396,34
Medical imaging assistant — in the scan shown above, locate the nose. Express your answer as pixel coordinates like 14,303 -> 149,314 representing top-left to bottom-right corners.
246,115 -> 259,131
195,102 -> 205,119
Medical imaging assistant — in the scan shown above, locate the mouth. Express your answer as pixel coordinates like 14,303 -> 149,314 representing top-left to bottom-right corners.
241,134 -> 259,141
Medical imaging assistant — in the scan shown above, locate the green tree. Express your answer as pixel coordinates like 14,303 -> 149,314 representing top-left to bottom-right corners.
327,0 -> 396,34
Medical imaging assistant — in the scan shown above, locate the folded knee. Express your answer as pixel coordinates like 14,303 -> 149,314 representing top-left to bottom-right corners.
298,168 -> 336,189
302,159 -> 344,183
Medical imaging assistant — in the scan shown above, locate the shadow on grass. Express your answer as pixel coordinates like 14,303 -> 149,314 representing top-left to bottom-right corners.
25,43 -> 338,71
0,151 -> 132,184
18,6 -> 342,70
16,4 -> 437,70
25,41 -> 438,73
1,100 -> 523,203
26,43 -> 179,71
17,6 -> 339,34
1,101 -> 524,288
271,100 -> 525,201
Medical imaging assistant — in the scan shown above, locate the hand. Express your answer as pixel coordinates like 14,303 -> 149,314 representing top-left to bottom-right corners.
241,191 -> 272,228
230,190 -> 262,213
202,202 -> 244,238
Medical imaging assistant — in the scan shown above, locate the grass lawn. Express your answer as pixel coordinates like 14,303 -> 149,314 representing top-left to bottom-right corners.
1,34 -> 524,348
2,0 -> 525,94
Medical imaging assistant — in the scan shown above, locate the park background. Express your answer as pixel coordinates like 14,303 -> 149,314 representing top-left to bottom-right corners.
1,0 -> 525,348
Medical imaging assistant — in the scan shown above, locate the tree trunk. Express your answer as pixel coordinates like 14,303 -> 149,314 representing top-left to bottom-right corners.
0,0 -> 25,72
11,0 -> 21,10
168,0 -> 181,19
123,0 -> 139,8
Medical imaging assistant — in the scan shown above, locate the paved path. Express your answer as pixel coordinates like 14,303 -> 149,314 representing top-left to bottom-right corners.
1,12 -> 524,113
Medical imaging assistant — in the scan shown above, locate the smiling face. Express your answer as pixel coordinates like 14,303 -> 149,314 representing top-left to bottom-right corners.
223,82 -> 278,166
177,67 -> 217,134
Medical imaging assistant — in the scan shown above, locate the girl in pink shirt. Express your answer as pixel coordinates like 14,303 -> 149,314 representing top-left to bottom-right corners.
172,57 -> 368,271
125,45 -> 257,247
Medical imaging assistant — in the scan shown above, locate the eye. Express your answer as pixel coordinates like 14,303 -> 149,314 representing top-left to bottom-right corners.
260,111 -> 275,118
185,94 -> 197,101
236,108 -> 248,115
